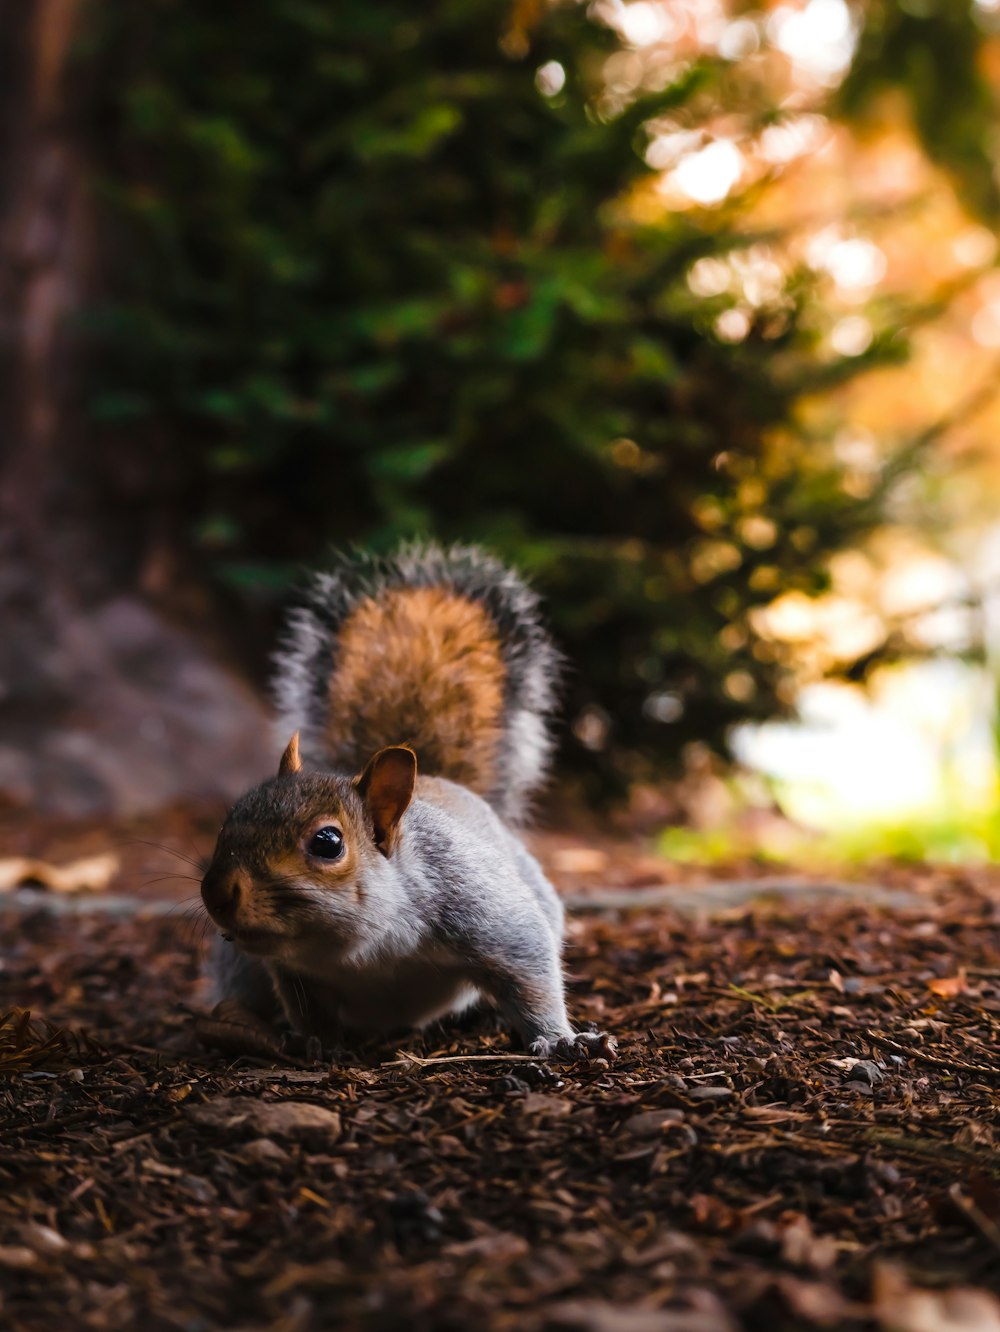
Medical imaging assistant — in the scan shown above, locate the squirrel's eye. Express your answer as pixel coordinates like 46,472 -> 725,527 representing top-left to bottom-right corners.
307,826 -> 345,861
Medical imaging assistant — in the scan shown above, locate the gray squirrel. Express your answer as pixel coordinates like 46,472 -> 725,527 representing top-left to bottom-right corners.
200,544 -> 617,1061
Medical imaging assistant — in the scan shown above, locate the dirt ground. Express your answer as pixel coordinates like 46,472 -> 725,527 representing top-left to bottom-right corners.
2,804 -> 1000,1331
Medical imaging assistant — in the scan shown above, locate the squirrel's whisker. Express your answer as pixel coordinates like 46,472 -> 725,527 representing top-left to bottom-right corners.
137,874 -> 201,891
126,838 -> 208,872
291,971 -> 308,1018
160,897 -> 205,923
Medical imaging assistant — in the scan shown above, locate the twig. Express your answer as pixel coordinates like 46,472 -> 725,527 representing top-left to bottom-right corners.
387,1052 -> 549,1068
866,1029 -> 999,1079
229,1069 -> 333,1084
860,1127 -> 1000,1172
0,1110 -> 95,1140
106,1114 -> 184,1146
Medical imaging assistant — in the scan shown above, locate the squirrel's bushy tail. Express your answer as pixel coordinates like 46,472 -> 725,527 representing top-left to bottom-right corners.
273,543 -> 560,823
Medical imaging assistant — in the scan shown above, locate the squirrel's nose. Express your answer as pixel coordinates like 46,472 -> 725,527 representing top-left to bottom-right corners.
201,866 -> 248,921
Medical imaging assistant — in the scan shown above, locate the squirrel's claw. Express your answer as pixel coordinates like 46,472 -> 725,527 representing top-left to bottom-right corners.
529,1031 -> 618,1064
304,1034 -> 327,1064
274,1028 -> 339,1066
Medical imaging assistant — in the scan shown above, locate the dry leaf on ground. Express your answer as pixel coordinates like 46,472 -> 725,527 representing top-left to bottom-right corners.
0,852 -> 119,894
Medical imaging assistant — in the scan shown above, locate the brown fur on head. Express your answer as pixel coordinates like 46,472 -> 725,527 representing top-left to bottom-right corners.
200,742 -> 416,955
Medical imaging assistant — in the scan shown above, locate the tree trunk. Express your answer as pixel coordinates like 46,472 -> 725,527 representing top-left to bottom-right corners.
0,1 -> 271,816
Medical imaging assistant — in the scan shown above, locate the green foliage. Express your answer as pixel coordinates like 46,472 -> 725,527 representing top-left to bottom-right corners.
87,0 -> 908,796
659,803 -> 1000,867
841,1 -> 1000,221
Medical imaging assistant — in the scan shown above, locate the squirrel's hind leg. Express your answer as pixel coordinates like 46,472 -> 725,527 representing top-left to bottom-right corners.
198,937 -> 293,1059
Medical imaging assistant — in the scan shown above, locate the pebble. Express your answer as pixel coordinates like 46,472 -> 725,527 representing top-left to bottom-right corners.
20,1223 -> 69,1255
623,1109 -> 686,1137
850,1060 -> 885,1086
185,1096 -> 342,1142
240,1137 -> 290,1165
687,1086 -> 734,1103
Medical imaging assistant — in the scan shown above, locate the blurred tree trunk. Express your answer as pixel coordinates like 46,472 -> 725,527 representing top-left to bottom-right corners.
0,0 -> 270,815
0,0 -> 87,578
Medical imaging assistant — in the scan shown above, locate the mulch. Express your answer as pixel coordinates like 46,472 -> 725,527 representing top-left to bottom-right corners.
2,807 -> 1000,1331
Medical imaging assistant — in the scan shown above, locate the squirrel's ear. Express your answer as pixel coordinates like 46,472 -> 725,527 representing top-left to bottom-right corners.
355,746 -> 416,854
278,732 -> 302,776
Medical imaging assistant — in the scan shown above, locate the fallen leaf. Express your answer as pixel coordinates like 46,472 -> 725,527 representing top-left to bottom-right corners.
780,1214 -> 838,1272
874,1262 -> 1000,1331
777,1275 -> 849,1325
518,1092 -> 574,1118
927,968 -> 970,998
690,1193 -> 741,1233
0,852 -> 119,895
443,1232 -> 529,1263
0,1245 -> 40,1270
547,1300 -> 737,1332
0,1008 -> 77,1072
549,847 -> 610,875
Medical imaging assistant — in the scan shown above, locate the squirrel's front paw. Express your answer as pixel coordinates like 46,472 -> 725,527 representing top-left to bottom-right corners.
529,1031 -> 618,1063
279,1030 -> 339,1065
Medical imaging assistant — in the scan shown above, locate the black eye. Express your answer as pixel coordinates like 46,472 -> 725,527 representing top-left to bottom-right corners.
307,826 -> 345,860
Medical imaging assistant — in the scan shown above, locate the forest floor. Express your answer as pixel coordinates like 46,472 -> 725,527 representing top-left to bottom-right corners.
1,802 -> 1000,1332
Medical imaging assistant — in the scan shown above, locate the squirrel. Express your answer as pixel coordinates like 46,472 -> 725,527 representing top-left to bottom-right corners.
200,543 -> 617,1062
